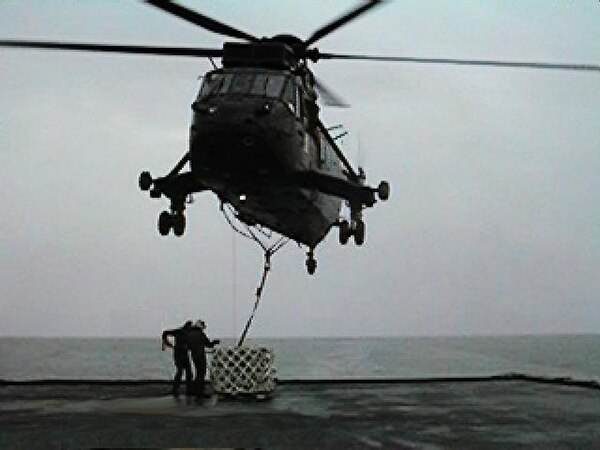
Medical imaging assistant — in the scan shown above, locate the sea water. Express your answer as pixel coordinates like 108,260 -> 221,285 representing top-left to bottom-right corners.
0,335 -> 598,382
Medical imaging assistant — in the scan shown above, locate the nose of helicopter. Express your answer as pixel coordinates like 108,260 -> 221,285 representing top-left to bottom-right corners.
189,99 -> 300,179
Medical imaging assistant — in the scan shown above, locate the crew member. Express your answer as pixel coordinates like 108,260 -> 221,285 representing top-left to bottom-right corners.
162,320 -> 193,396
188,319 -> 220,396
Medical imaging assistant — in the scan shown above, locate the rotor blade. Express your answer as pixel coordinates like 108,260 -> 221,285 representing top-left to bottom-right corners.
316,52 -> 600,73
303,0 -> 383,49
144,0 -> 258,42
0,40 -> 223,58
314,76 -> 350,107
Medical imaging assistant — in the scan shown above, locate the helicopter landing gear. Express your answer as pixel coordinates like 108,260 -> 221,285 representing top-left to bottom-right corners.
157,210 -> 187,237
139,171 -> 161,197
350,203 -> 366,246
172,212 -> 186,236
340,219 -> 366,245
338,217 -> 366,246
139,152 -> 203,239
338,203 -> 367,247
306,249 -> 317,275
157,193 -> 187,237
377,181 -> 390,201
339,220 -> 351,245
353,219 -> 365,246
158,211 -> 171,236
139,171 -> 153,191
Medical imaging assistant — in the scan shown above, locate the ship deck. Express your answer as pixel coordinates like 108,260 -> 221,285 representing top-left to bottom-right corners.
2,376 -> 599,449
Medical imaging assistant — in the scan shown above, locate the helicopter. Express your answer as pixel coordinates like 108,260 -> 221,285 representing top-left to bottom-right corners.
2,0 -> 598,275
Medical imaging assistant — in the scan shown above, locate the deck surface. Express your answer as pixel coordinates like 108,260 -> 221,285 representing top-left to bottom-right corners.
1,379 -> 599,449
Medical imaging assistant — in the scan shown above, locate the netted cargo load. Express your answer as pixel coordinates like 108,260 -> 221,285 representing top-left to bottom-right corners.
210,346 -> 276,396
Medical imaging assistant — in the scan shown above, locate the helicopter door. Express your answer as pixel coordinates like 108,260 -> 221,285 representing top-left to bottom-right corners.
318,133 -> 329,169
282,78 -> 296,115
291,84 -> 305,140
295,86 -> 303,121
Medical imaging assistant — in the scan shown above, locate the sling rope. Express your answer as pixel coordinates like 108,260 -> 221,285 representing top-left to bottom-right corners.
237,249 -> 271,347
220,202 -> 289,346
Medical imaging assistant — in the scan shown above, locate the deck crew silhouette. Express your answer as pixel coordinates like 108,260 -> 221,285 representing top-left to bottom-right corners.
162,320 -> 193,396
188,319 -> 220,396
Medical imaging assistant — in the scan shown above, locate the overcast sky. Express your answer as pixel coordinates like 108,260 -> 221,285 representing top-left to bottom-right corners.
1,1 -> 598,338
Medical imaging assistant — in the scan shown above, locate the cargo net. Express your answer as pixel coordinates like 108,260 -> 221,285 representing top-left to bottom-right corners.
210,346 -> 276,396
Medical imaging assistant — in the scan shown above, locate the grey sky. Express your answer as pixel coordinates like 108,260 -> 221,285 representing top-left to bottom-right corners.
1,1 -> 599,338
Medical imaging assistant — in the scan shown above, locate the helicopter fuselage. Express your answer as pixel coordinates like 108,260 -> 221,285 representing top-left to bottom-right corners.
189,68 -> 343,247
141,57 -> 387,268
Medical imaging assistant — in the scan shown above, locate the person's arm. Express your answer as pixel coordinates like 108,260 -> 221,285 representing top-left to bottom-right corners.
162,329 -> 175,350
201,330 -> 220,348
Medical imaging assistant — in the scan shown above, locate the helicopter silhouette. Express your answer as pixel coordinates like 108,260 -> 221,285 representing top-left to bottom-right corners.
2,0 -> 598,274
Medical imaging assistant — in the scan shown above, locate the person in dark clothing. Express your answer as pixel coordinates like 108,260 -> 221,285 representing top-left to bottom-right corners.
162,320 -> 193,396
187,319 -> 220,396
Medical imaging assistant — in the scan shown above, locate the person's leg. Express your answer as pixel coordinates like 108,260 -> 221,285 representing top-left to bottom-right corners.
191,354 -> 200,394
174,350 -> 190,394
192,352 -> 206,395
193,353 -> 207,396
199,357 -> 207,396
172,366 -> 183,395
184,359 -> 193,395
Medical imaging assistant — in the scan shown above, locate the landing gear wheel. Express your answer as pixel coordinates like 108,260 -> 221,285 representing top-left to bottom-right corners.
377,181 -> 390,201
339,220 -> 351,245
306,258 -> 317,275
172,212 -> 186,237
306,249 -> 317,275
138,171 -> 152,191
354,220 -> 366,246
158,211 -> 172,236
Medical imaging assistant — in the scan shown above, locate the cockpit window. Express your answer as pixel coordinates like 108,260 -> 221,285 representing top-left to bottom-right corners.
199,72 -> 220,98
230,73 -> 255,94
219,74 -> 234,94
200,72 -> 287,99
266,76 -> 286,97
251,74 -> 268,95
250,74 -> 286,97
282,79 -> 295,113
